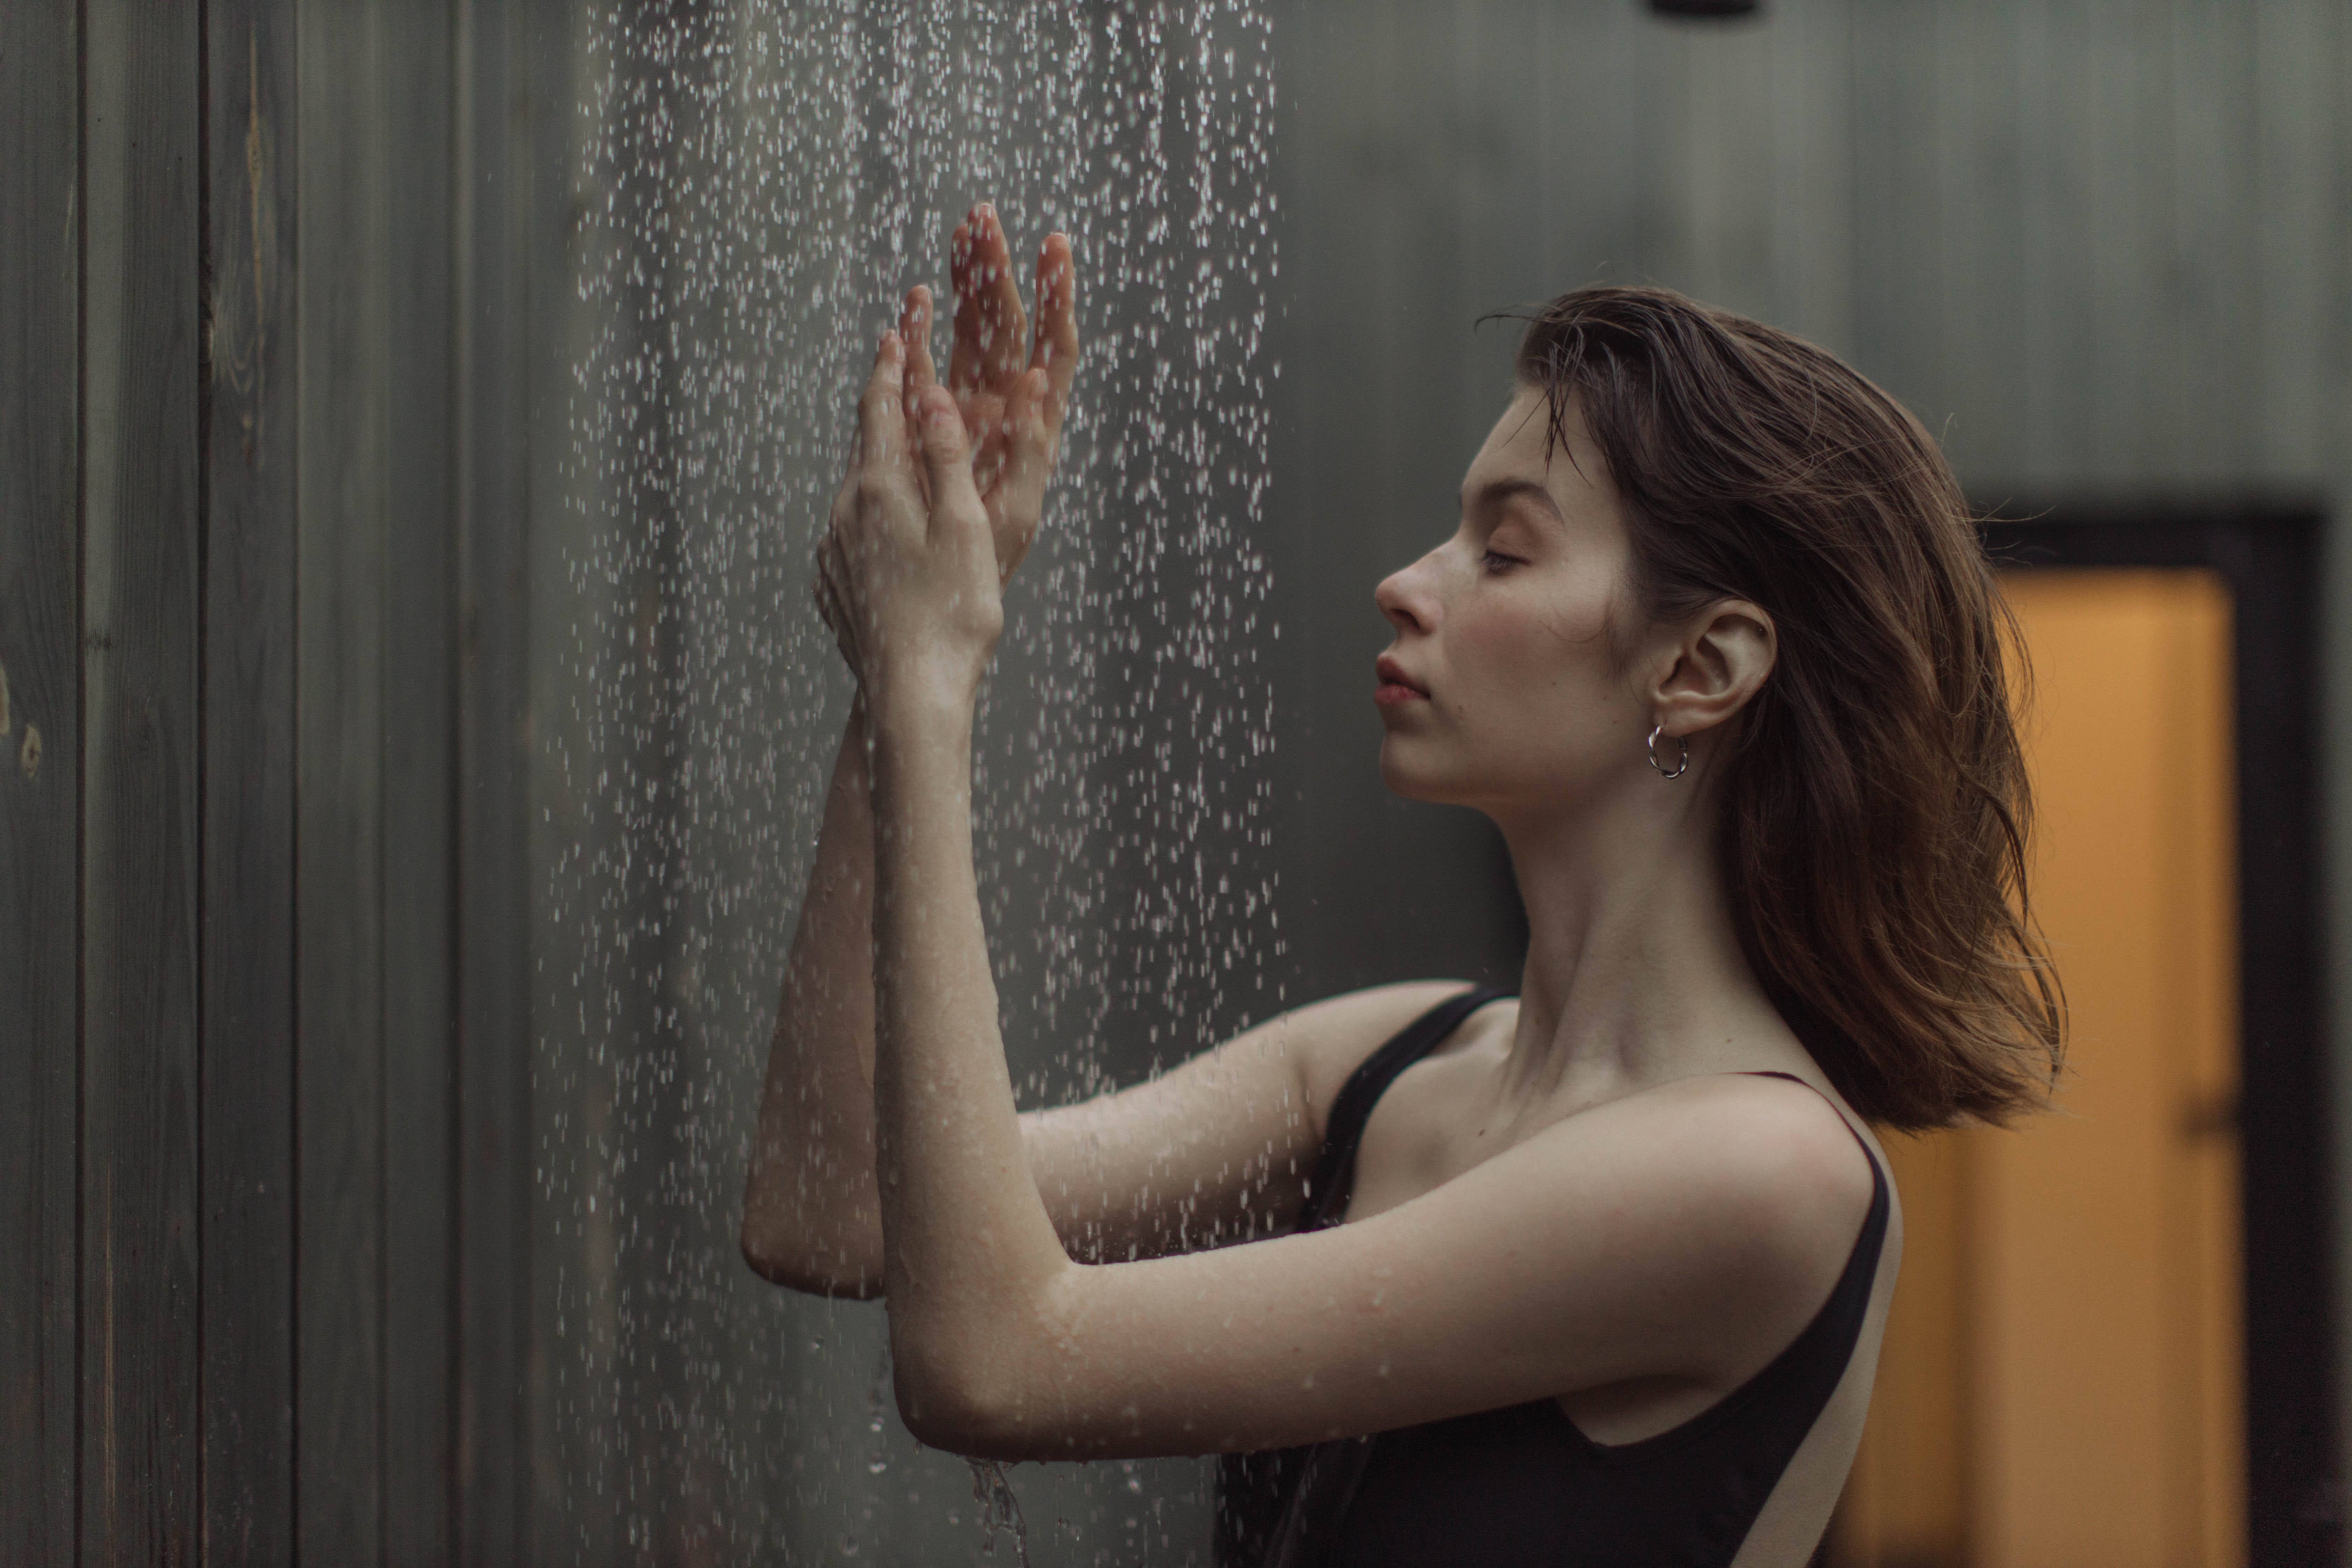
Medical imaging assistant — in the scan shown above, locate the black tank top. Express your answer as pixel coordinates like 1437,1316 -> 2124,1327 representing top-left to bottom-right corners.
1213,986 -> 1890,1568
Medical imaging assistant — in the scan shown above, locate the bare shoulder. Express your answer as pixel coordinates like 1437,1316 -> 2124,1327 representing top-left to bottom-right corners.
1548,1072 -> 1881,1278
1272,980 -> 1503,1138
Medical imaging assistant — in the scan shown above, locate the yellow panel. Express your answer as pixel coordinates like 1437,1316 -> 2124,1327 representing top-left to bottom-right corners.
1980,570 -> 2242,1568
1831,569 -> 2242,1568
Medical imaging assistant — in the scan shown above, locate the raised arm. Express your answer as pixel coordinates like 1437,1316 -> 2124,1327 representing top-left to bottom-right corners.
743,208 -> 1384,1293
741,208 -> 1070,1293
738,719 -> 1466,1292
820,321 -> 1886,1465
735,212 -> 1488,1297
738,693 -> 885,1294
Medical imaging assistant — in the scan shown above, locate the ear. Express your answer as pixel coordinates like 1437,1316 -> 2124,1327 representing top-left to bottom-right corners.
1645,599 -> 1777,742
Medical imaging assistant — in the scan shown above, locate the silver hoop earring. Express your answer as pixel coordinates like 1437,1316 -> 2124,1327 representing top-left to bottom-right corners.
1647,724 -> 1689,780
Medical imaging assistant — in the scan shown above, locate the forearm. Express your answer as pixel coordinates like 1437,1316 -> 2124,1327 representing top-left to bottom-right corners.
867,685 -> 1072,1422
741,698 -> 886,1293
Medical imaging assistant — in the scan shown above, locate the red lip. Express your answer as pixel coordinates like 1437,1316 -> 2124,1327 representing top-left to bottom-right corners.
1375,656 -> 1428,704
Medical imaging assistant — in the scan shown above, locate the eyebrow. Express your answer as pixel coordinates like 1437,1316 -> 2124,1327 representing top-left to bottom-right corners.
1462,477 -> 1564,526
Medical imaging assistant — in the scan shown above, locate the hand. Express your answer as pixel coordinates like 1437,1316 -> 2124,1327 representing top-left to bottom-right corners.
816,331 -> 1005,711
929,204 -> 1077,583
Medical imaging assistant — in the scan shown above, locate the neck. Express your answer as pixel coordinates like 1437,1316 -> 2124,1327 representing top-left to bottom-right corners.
1487,766 -> 1806,1110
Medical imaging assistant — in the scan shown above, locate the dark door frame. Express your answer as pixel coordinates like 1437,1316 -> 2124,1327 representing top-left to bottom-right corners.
1983,499 -> 2339,1568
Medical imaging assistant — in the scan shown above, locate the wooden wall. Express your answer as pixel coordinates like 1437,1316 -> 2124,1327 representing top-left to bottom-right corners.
6,0 -> 2350,1563
0,2 -> 553,1562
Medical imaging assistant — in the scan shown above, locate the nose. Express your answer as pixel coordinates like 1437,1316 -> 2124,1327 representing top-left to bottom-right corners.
1375,553 -> 1441,637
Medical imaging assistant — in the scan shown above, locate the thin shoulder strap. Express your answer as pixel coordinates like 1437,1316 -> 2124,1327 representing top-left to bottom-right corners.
1742,1069 -> 1891,1240
1295,985 -> 1512,1231
1742,1071 -> 1886,1180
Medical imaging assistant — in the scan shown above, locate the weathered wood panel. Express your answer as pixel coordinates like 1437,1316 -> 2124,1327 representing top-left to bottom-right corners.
80,2 -> 204,1562
2088,0 -> 2176,484
455,3 -> 536,1557
2252,0 -> 2336,484
1926,1 -> 2030,486
380,1 -> 462,1557
1847,0 -> 1949,444
0,3 -> 81,1563
2169,0 -> 2260,484
296,1 -> 390,1559
200,6 -> 300,1561
1761,0 -> 1855,360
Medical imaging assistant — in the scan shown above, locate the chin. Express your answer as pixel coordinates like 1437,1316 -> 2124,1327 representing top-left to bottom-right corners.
1378,735 -> 1474,806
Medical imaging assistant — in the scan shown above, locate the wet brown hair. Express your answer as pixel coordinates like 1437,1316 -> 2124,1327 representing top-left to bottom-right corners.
1508,284 -> 2062,1130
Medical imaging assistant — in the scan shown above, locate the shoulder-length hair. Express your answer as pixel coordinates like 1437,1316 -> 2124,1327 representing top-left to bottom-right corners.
1510,284 -> 2062,1130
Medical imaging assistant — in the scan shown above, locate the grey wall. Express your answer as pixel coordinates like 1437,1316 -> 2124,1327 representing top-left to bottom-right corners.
1258,0 -> 2352,1552
0,1 -> 552,1561
1263,0 -> 2350,985
7,1 -> 2349,1564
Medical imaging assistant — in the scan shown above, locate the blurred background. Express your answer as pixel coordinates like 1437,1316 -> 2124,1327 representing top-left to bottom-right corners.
3,1 -> 2346,1564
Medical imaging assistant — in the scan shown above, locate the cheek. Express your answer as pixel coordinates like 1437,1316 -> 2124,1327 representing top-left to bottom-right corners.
1452,587 -> 1616,708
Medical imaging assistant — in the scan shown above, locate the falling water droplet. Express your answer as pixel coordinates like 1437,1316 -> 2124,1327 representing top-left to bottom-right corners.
546,0 -> 1283,1555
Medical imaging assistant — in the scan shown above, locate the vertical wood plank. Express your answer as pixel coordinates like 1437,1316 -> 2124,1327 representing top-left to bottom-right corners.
1764,0 -> 1856,359
80,1 -> 204,1562
454,1 -> 534,1556
1630,17 -> 1699,291
380,0 -> 462,1558
1928,0 -> 2032,485
1681,21 -> 1779,323
2166,0 -> 2258,485
2251,0 -> 2333,483
2014,0 -> 2098,483
199,7 -> 299,1562
296,0 -> 389,1560
1532,0 -> 1642,296
0,2 -> 82,1563
1845,0 -> 1947,435
2084,0 -> 2174,483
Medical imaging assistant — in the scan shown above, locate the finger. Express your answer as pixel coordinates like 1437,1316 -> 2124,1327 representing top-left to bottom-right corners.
814,557 -> 840,631
814,530 -> 839,609
1029,232 -> 1079,434
858,329 -> 909,474
899,285 -> 938,425
915,384 -> 986,536
975,204 -> 1029,386
947,216 -> 979,394
999,366 -> 1055,521
816,565 -> 855,664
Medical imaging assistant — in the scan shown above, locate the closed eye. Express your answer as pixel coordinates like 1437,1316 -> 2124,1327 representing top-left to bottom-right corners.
1482,550 -> 1524,575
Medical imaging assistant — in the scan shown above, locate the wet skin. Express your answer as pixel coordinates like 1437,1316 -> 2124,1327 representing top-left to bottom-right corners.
748,198 -> 1900,1568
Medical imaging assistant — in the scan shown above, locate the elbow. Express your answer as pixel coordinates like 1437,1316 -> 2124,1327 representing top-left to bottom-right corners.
891,1331 -> 1036,1457
894,1357 -> 1010,1457
738,1220 -> 885,1300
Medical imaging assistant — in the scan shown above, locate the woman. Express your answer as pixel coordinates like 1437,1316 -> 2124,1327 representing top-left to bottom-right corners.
740,203 -> 2062,1566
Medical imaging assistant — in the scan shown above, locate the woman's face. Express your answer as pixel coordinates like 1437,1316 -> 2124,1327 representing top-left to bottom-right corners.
1372,385 -> 1657,814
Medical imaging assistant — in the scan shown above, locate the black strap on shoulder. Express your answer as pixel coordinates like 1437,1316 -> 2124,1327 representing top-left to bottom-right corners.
1740,1070 -> 1888,1196
1295,985 -> 1512,1232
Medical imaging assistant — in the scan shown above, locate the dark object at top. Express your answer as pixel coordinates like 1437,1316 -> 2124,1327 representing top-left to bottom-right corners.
1650,0 -> 1762,16
1213,986 -> 1890,1567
